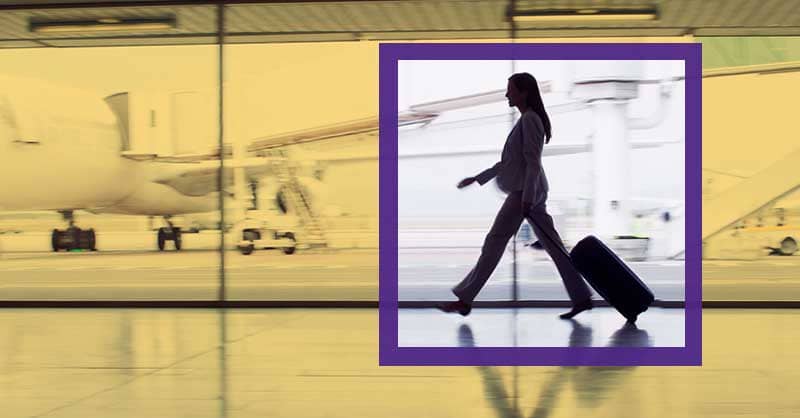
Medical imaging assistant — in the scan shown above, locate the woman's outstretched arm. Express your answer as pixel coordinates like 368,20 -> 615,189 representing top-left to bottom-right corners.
475,161 -> 502,185
457,161 -> 501,189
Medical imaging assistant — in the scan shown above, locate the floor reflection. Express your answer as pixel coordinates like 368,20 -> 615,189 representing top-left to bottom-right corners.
459,320 -> 648,418
218,308 -> 228,418
400,307 -> 673,347
3,309 -> 800,418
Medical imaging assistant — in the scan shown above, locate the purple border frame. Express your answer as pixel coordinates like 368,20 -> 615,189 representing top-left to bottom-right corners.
379,43 -> 702,366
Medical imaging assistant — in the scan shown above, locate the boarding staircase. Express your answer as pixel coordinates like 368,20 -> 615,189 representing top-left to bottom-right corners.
269,149 -> 328,248
704,147 -> 800,241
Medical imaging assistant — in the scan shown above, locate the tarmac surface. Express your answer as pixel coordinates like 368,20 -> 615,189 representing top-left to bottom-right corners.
0,232 -> 798,301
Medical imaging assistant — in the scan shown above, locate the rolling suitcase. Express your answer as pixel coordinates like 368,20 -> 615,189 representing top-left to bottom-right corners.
569,236 -> 655,323
528,219 -> 655,323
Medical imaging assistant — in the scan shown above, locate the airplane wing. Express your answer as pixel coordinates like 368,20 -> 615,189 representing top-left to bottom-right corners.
408,89 -> 506,114
406,81 -> 551,113
245,109 -> 457,153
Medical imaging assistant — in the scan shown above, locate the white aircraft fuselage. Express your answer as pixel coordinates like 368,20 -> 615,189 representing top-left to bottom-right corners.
0,75 -> 217,216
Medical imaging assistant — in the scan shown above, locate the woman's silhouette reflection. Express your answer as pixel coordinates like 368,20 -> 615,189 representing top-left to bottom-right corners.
458,321 -> 651,418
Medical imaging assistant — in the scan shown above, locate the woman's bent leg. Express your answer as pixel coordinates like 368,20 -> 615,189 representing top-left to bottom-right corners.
452,192 -> 525,303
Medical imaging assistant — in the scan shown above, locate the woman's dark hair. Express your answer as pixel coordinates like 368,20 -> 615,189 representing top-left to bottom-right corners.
509,72 -> 552,143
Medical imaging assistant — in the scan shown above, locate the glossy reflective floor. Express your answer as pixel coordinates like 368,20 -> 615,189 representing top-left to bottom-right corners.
399,307 -> 684,347
1,308 -> 798,418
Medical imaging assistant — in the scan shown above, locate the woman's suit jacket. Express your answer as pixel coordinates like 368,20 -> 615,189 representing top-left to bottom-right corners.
474,110 -> 549,206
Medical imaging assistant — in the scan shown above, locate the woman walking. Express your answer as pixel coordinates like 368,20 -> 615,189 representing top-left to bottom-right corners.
437,72 -> 594,319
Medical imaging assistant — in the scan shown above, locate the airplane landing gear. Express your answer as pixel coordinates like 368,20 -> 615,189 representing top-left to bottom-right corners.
51,210 -> 96,251
157,218 -> 182,251
51,227 -> 96,252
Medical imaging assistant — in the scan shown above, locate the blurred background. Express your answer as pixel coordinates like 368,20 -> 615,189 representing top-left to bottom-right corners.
0,2 -> 797,303
398,59 -> 686,303
1,1 -> 799,417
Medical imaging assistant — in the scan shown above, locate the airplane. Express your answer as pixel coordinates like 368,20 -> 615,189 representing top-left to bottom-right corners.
0,67 -> 697,256
0,74 -> 312,253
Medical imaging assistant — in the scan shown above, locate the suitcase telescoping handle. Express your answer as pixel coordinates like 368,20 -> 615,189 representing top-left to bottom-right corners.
524,210 -> 573,262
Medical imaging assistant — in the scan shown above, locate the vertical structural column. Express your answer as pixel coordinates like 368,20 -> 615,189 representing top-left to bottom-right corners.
571,78 -> 639,239
590,98 -> 632,238
510,0 -> 518,303
217,3 -> 226,302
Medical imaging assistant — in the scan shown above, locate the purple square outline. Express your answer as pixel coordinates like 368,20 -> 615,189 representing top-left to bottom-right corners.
379,43 -> 702,366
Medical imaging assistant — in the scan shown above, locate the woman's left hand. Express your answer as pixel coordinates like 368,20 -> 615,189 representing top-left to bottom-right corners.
457,177 -> 477,189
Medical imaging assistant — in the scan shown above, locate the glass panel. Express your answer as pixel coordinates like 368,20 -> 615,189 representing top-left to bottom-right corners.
397,59 -> 517,302
0,6 -> 221,300
700,37 -> 800,301
505,57 -> 687,303
222,41 -> 379,301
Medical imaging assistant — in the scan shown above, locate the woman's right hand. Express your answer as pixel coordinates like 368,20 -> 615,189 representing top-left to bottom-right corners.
457,177 -> 476,189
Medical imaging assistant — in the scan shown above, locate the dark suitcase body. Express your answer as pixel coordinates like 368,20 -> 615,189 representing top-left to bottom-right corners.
569,236 -> 655,323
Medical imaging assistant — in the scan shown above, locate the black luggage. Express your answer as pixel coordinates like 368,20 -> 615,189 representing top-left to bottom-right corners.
569,236 -> 655,323
527,217 -> 655,323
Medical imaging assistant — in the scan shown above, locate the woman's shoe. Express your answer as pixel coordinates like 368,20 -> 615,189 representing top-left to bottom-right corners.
436,300 -> 472,316
559,299 -> 593,319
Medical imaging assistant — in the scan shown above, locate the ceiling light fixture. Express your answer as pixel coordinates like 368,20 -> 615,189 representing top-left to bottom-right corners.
512,8 -> 658,23
30,16 -> 176,34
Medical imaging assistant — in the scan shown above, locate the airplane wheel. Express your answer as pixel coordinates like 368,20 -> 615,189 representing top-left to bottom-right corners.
174,229 -> 182,251
282,232 -> 296,255
157,228 -> 166,251
51,229 -> 61,252
780,237 -> 797,256
240,243 -> 254,255
67,227 -> 81,251
76,228 -> 95,251
87,229 -> 97,251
